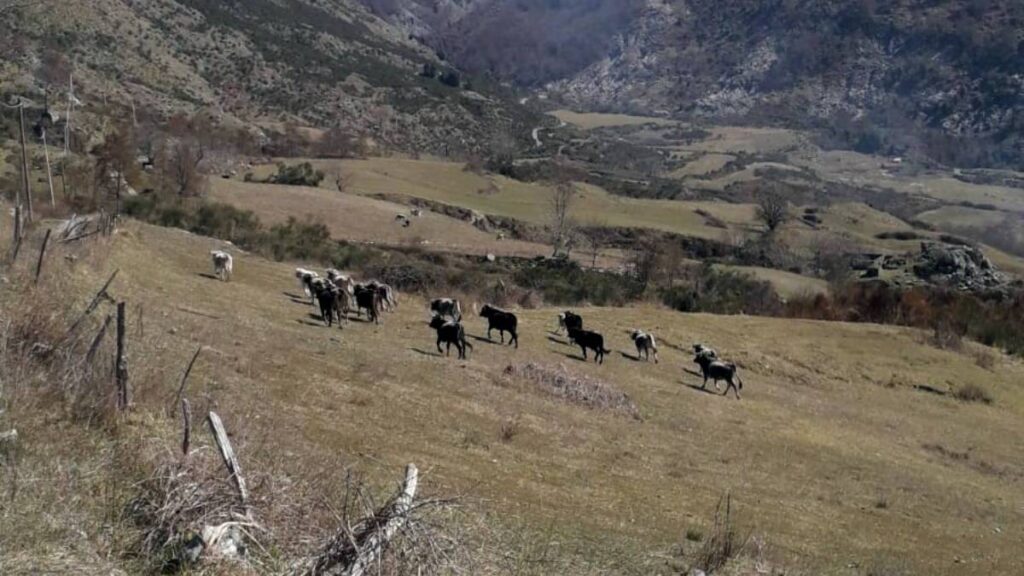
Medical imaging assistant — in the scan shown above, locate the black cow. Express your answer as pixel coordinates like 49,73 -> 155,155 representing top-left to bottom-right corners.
693,352 -> 743,399
429,315 -> 473,359
567,327 -> 610,364
557,311 -> 582,333
430,298 -> 462,321
313,281 -> 345,328
354,285 -> 381,324
479,304 -> 518,348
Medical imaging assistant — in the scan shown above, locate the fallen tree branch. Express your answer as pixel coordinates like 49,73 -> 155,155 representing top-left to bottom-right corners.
300,464 -> 419,576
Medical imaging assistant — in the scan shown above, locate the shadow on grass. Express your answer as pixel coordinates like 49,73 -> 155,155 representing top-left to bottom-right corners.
547,335 -> 569,346
619,351 -> 641,362
197,272 -> 221,281
410,347 -> 443,358
683,383 -> 720,396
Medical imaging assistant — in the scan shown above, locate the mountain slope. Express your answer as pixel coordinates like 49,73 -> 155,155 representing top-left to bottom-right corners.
0,0 -> 536,154
364,0 -> 1024,168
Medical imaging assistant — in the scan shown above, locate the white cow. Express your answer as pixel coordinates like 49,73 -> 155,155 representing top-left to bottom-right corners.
210,250 -> 233,282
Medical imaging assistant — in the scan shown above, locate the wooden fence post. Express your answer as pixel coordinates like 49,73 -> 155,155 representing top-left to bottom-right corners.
207,411 -> 249,515
34,228 -> 51,284
115,302 -> 130,410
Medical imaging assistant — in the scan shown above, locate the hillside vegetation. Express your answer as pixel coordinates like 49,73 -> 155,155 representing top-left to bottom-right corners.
0,0 -> 535,155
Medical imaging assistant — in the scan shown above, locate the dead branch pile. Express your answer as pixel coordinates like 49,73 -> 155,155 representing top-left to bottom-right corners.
296,465 -> 468,576
503,363 -> 641,420
689,493 -> 750,574
128,447 -> 260,573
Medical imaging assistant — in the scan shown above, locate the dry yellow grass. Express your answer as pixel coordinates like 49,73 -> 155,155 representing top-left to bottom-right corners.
287,157 -> 760,241
210,178 -> 557,260
551,109 -> 679,129
63,220 -> 1024,574
719,265 -> 830,299
668,153 -> 736,178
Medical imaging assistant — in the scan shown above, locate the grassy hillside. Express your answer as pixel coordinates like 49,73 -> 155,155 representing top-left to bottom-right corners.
11,219 -> 1021,574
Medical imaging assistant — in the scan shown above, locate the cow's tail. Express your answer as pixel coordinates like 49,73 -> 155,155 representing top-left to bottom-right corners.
455,299 -> 463,320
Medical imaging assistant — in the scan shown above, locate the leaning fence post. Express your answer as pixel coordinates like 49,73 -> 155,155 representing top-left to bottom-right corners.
115,302 -> 130,410
67,269 -> 119,336
85,314 -> 113,365
34,228 -> 52,284
181,398 -> 192,456
207,411 -> 249,515
171,346 -> 203,413
10,205 -> 23,262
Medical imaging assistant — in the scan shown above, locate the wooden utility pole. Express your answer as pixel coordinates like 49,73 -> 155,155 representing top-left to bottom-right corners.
41,127 -> 55,208
64,74 -> 73,157
115,301 -> 130,410
18,100 -> 33,223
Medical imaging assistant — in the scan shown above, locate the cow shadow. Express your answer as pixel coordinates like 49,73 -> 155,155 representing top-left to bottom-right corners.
547,335 -> 569,346
683,383 -> 720,396
410,347 -> 443,358
468,334 -> 508,346
619,351 -> 641,362
682,367 -> 704,379
197,272 -> 220,281
296,319 -> 324,328
555,351 -> 591,363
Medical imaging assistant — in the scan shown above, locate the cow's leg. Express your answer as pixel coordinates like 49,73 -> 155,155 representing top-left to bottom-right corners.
510,330 -> 517,348
436,338 -> 444,355
580,346 -> 587,360
653,350 -> 658,364
597,349 -> 604,364
499,329 -> 505,343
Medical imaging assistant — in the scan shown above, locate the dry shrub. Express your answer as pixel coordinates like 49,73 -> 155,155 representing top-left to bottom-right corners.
128,447 -> 261,573
502,363 -> 640,419
695,208 -> 727,229
296,469 -> 470,576
499,415 -> 521,443
973,349 -> 996,371
953,383 -> 993,405
930,321 -> 963,351
690,493 -> 750,574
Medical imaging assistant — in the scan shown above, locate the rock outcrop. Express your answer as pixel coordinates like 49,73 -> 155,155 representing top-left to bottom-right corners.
912,243 -> 1006,292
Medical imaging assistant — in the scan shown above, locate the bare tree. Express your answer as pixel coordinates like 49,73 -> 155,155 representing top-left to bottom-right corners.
549,181 -> 577,257
93,124 -> 139,213
755,187 -> 789,233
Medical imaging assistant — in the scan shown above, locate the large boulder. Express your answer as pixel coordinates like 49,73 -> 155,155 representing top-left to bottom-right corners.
912,242 -> 1006,292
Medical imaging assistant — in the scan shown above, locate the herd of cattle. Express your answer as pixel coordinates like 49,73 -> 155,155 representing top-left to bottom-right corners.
210,253 -> 744,399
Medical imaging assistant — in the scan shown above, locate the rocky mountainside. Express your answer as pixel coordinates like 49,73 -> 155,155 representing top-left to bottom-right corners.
0,0 -> 536,155
364,0 -> 1024,168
